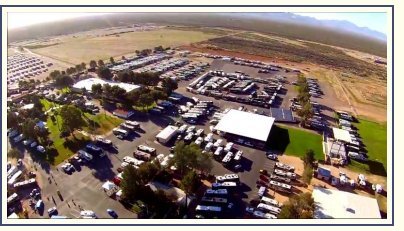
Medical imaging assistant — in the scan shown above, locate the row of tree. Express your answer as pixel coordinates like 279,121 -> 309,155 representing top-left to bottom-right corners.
91,78 -> 177,110
115,71 -> 159,86
119,142 -> 212,216
295,75 -> 313,126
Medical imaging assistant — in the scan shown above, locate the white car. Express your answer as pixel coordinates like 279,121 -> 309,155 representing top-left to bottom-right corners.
23,139 -> 34,146
186,126 -> 196,133
30,141 -> 38,148
13,134 -> 24,143
194,137 -> 203,146
80,210 -> 96,218
214,146 -> 224,156
204,142 -> 214,152
204,133 -> 214,143
8,130 -> 18,138
214,139 -> 223,148
61,163 -> 74,173
36,145 -> 46,153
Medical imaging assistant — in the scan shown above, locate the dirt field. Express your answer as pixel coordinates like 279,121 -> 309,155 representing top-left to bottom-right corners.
31,29 -> 220,65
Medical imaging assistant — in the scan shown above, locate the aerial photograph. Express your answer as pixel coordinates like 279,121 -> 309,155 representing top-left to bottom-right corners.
5,11 -> 389,221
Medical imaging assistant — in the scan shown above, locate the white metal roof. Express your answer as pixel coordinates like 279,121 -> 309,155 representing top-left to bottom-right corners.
332,127 -> 352,143
214,109 -> 275,142
156,125 -> 179,140
313,187 -> 381,218
72,78 -> 141,93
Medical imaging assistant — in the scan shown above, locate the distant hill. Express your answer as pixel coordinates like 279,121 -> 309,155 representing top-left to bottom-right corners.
233,13 -> 386,42
8,13 -> 387,57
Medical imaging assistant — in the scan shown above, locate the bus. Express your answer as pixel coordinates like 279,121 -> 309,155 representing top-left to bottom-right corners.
201,196 -> 228,205
216,174 -> 240,184
7,193 -> 19,205
195,205 -> 222,216
204,189 -> 228,198
257,203 -> 281,215
113,128 -> 128,137
211,182 -> 238,191
260,196 -> 281,207
253,210 -> 277,219
137,145 -> 156,155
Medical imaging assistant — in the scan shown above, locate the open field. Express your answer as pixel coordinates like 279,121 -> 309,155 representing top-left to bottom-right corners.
269,125 -> 323,160
40,99 -> 122,165
348,118 -> 387,176
200,32 -> 386,79
31,29 -> 221,65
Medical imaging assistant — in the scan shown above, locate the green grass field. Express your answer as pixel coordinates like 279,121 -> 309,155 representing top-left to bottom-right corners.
33,29 -> 220,64
348,118 -> 387,176
40,99 -> 122,165
268,125 -> 323,160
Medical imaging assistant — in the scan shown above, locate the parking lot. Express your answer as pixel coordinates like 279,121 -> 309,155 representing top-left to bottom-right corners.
8,51 -> 351,219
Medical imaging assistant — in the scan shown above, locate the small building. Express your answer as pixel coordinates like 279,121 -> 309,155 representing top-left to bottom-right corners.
156,125 -> 179,144
313,187 -> 381,218
113,109 -> 134,119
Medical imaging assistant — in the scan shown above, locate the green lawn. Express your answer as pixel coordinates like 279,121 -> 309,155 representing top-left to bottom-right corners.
39,99 -> 122,165
268,125 -> 323,160
134,102 -> 157,112
347,118 -> 387,176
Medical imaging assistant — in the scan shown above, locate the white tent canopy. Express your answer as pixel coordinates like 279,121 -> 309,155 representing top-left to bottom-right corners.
332,127 -> 352,143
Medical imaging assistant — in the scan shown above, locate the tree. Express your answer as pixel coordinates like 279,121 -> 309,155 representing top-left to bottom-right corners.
55,75 -> 74,88
75,64 -> 83,72
116,71 -> 133,83
91,83 -> 103,97
49,70 -> 61,79
180,170 -> 201,195
81,62 -> 86,70
170,142 -> 211,175
98,59 -> 105,67
109,57 -> 115,64
138,93 -> 154,110
121,56 -> 126,60
297,102 -> 313,127
59,105 -> 85,134
154,45 -> 164,53
97,67 -> 113,80
135,50 -> 140,55
7,112 -> 19,129
110,85 -> 127,100
161,78 -> 178,95
150,90 -> 167,102
21,118 -> 38,140
302,149 -> 315,167
89,60 -> 97,69
120,165 -> 140,202
278,193 -> 315,219
8,148 -> 20,159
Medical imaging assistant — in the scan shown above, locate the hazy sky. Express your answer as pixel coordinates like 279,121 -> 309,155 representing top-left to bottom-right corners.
8,12 -> 387,34
295,12 -> 387,34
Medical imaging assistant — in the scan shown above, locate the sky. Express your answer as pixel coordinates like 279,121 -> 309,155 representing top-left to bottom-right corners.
8,12 -> 387,34
7,12 -> 109,29
295,12 -> 387,34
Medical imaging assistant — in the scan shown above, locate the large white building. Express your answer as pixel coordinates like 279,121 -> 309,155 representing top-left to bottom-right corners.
72,78 -> 141,93
313,187 -> 381,218
214,109 -> 275,142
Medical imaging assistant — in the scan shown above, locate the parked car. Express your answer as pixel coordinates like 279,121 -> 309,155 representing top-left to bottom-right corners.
47,207 -> 58,217
36,145 -> 46,153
